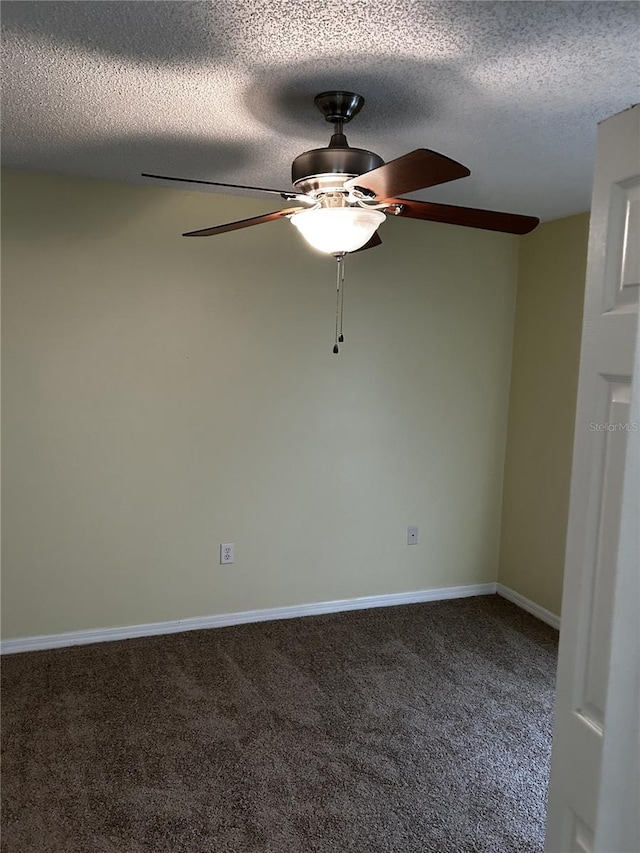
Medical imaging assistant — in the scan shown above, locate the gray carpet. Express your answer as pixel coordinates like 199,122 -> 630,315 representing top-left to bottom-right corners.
1,595 -> 558,853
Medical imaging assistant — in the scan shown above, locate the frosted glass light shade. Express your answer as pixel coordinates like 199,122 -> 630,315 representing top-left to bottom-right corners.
290,207 -> 386,255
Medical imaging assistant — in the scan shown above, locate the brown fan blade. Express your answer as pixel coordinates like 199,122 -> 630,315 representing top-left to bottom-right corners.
351,232 -> 382,253
142,173 -> 309,203
344,149 -> 470,200
183,208 -> 302,237
386,197 -> 539,235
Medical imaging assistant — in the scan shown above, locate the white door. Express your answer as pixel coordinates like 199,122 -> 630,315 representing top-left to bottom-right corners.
545,104 -> 639,853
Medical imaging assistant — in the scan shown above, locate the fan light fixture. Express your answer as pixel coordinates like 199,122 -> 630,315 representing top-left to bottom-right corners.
290,207 -> 386,255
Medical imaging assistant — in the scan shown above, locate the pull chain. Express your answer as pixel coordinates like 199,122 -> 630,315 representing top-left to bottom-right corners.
333,253 -> 345,353
338,253 -> 346,343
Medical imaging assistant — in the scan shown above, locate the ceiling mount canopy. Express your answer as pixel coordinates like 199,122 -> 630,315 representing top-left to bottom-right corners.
313,91 -> 365,126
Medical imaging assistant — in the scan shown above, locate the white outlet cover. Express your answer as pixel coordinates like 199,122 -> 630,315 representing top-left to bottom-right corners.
407,526 -> 418,545
220,543 -> 234,564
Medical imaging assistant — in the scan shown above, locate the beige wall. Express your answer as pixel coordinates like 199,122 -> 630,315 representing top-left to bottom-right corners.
498,213 -> 590,616
1,170 -> 519,639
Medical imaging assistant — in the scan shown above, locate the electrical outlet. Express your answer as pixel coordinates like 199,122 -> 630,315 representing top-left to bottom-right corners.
407,526 -> 418,545
220,543 -> 234,564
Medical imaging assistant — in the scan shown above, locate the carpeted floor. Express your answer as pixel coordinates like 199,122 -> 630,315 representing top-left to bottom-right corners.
1,595 -> 558,853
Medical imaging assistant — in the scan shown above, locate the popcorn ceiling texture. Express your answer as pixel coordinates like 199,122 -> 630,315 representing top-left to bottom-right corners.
2,1 -> 639,220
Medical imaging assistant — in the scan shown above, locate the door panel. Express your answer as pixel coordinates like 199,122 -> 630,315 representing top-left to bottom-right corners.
545,105 -> 639,853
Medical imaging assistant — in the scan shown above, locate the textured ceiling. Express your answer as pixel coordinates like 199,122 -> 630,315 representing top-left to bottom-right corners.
2,1 -> 639,221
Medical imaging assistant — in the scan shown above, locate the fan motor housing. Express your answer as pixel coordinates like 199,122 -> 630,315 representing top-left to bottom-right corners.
292,146 -> 384,195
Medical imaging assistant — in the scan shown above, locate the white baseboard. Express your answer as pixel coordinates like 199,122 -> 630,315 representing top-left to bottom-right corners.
0,582 -> 497,655
496,583 -> 561,630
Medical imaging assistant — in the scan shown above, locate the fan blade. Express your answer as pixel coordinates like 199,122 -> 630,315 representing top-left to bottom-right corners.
142,173 -> 309,203
344,149 -> 470,199
182,208 -> 302,237
351,232 -> 382,253
386,198 -> 539,235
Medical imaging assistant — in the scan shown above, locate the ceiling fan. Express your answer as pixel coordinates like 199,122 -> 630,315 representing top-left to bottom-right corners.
142,91 -> 539,351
